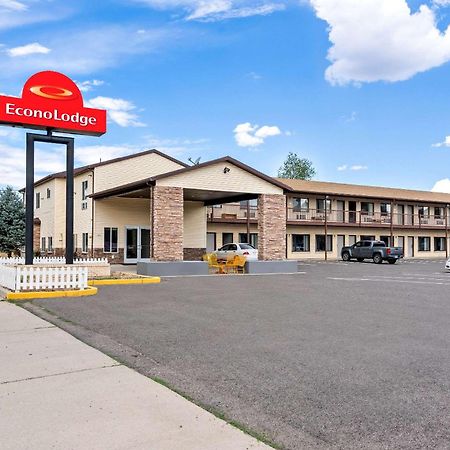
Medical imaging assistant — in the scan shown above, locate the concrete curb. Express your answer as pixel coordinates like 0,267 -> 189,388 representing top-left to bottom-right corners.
6,286 -> 98,301
88,277 -> 160,286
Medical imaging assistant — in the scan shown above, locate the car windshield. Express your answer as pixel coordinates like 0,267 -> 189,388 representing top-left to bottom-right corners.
240,243 -> 255,250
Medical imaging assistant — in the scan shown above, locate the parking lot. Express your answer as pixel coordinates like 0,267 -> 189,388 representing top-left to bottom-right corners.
25,259 -> 450,449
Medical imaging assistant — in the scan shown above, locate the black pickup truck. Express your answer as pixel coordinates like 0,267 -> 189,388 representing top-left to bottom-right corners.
341,240 -> 403,264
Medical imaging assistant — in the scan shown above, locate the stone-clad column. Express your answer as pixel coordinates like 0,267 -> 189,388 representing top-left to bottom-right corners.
152,185 -> 183,261
258,194 -> 286,260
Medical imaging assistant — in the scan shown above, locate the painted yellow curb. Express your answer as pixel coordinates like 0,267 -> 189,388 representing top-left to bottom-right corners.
88,277 -> 161,286
7,286 -> 98,301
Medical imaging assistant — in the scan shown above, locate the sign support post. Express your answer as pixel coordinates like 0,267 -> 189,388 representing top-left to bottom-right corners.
25,132 -> 75,265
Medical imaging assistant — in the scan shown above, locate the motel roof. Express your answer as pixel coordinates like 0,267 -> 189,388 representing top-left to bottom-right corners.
279,178 -> 450,204
27,149 -> 188,191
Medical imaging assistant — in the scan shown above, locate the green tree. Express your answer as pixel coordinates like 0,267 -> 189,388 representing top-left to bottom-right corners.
0,186 -> 26,256
277,152 -> 316,180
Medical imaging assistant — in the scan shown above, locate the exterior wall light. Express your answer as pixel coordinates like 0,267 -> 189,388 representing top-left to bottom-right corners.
223,167 -> 231,174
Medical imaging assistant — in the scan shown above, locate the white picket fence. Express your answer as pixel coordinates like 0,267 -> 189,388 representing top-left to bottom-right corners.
0,265 -> 88,292
0,257 -> 108,266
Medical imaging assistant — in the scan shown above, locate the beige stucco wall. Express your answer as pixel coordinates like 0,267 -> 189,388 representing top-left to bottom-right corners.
93,198 -> 150,253
184,201 -> 207,248
73,171 -> 93,252
94,152 -> 184,193
157,162 -> 283,195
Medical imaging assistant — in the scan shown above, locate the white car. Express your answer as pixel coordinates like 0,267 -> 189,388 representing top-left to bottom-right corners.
446,258 -> 450,271
214,243 -> 258,261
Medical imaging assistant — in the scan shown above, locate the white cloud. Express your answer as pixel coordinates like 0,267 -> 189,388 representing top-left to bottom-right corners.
136,0 -> 285,21
433,1 -> 450,6
0,0 -> 26,11
432,178 -> 450,193
234,122 -> 281,147
85,96 -> 146,127
337,164 -> 368,171
310,0 -> 450,85
76,79 -> 104,92
7,42 -> 51,57
0,26 -> 177,77
350,165 -> 368,171
432,135 -> 450,147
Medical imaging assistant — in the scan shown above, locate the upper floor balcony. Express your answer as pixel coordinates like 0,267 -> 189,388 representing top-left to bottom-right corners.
286,208 -> 448,229
206,203 -> 449,229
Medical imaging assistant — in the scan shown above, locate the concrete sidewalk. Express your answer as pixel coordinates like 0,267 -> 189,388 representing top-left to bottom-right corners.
0,302 -> 270,450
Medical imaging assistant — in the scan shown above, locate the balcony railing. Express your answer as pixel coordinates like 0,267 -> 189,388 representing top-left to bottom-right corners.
208,204 -> 258,221
207,204 -> 449,228
287,208 -> 448,228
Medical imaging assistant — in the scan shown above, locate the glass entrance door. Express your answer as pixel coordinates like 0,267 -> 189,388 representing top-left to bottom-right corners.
125,227 -> 151,263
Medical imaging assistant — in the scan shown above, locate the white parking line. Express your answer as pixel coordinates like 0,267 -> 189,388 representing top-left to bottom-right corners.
328,277 -> 450,286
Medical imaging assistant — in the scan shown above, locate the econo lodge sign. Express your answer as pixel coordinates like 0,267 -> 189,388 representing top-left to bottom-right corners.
0,71 -> 106,136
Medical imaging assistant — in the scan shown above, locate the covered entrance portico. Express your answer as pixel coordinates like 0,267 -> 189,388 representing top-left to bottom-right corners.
91,156 -> 294,273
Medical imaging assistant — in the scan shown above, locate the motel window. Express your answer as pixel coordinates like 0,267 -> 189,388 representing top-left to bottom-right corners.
82,233 -> 89,254
418,237 -> 431,252
361,202 -> 374,214
380,236 -> 391,246
316,199 -> 331,213
41,237 -> 46,251
239,199 -> 258,209
35,192 -> 40,209
222,233 -> 233,245
48,237 -> 53,252
104,228 -> 118,253
292,234 -> 310,252
239,233 -> 258,248
434,237 -> 446,252
418,206 -> 430,218
315,234 -> 332,252
46,188 -> 51,199
434,207 -> 444,219
348,235 -> 357,246
293,198 -> 309,212
82,180 -> 89,200
380,203 -> 391,216
360,235 -> 375,241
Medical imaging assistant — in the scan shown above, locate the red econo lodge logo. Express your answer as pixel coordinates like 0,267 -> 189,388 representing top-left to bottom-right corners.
0,71 -> 106,136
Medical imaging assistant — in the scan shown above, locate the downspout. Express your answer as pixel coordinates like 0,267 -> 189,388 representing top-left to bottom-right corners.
90,169 -> 95,258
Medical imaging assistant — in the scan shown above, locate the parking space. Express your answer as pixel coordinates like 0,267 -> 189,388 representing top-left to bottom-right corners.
25,259 -> 450,449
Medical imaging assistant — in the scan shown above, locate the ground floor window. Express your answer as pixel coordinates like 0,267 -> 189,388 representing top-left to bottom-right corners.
418,236 -> 431,252
41,237 -> 46,251
222,232 -> 233,245
104,227 -> 118,253
434,237 -> 446,252
82,233 -> 89,253
292,234 -> 310,252
48,237 -> 53,252
239,233 -> 258,248
348,235 -> 357,246
360,235 -> 375,241
315,234 -> 332,252
380,236 -> 391,246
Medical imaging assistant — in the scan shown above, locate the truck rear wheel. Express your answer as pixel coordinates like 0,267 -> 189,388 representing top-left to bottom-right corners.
342,252 -> 351,261
373,253 -> 383,264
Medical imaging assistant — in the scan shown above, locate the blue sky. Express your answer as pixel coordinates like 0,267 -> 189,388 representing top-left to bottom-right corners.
2,0 -> 450,192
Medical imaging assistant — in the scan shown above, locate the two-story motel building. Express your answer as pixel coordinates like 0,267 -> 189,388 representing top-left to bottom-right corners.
29,149 -> 450,263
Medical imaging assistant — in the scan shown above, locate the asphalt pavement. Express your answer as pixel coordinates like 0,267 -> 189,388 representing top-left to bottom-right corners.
25,259 -> 450,449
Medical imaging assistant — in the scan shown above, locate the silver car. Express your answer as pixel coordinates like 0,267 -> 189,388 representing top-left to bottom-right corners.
214,243 -> 258,262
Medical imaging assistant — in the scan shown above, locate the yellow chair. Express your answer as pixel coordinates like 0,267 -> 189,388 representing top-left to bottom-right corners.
233,255 -> 247,274
203,253 -> 225,274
